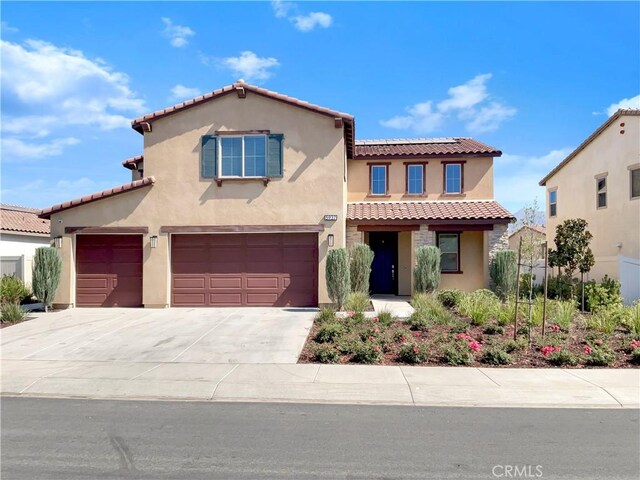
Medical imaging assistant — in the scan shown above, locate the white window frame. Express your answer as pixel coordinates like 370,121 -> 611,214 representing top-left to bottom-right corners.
407,164 -> 424,195
370,165 -> 387,196
630,166 -> 640,200
445,163 -> 462,194
595,174 -> 607,209
218,134 -> 267,178
549,188 -> 557,217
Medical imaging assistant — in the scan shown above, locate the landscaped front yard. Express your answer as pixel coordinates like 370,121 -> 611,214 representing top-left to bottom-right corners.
299,290 -> 640,368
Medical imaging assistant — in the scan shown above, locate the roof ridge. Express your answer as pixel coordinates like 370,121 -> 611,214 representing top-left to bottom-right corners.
0,203 -> 40,213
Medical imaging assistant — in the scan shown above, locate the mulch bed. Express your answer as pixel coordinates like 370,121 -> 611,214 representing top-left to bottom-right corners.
299,315 -> 639,368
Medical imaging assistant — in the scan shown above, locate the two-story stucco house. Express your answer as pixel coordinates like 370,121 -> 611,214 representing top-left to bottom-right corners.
39,81 -> 513,308
539,109 -> 640,303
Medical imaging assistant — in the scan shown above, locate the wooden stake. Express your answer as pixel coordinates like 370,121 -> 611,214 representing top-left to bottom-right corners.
541,242 -> 549,340
513,236 -> 523,340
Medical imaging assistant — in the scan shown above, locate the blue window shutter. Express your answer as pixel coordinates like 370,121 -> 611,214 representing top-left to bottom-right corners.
201,135 -> 217,178
266,134 -> 284,178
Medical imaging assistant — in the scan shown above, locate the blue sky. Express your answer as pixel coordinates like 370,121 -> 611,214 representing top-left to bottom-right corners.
2,1 -> 639,214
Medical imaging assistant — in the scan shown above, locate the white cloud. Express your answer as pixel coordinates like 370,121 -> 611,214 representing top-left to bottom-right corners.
380,74 -> 516,134
161,17 -> 195,48
0,38 -> 145,160
169,84 -> 201,101
1,21 -> 18,34
606,94 -> 640,116
2,177 -> 111,209
220,51 -> 280,82
292,12 -> 332,32
271,1 -> 332,32
497,147 -> 574,169
1,137 -> 80,161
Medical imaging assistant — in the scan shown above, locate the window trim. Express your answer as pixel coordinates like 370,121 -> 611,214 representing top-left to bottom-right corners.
630,165 -> 640,200
368,162 -> 390,196
595,173 -> 607,209
218,134 -> 267,179
404,161 -> 428,196
548,188 -> 558,217
436,232 -> 462,274
442,161 -> 465,194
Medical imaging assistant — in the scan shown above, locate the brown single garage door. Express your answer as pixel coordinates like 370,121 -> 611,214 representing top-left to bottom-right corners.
171,233 -> 318,307
76,235 -> 143,307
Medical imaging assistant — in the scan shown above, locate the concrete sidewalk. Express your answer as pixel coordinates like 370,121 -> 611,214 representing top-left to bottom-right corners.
2,360 -> 638,408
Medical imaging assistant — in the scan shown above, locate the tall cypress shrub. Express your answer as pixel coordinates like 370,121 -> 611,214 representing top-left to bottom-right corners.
414,246 -> 441,293
326,248 -> 350,310
32,247 -> 62,312
349,243 -> 374,294
490,249 -> 517,300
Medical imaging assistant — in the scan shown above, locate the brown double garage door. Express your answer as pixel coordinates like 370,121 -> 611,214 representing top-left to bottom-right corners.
171,233 -> 318,307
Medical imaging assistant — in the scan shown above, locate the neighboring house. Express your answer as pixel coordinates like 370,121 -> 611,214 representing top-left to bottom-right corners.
0,204 -> 51,286
539,109 -> 640,303
507,224 -> 546,285
39,81 -> 513,308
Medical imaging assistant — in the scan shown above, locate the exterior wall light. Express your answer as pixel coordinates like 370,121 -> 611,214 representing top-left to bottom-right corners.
327,234 -> 334,247
150,235 -> 158,249
53,236 -> 63,249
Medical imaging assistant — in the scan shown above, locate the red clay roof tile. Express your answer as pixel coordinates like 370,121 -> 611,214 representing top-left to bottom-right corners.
122,155 -> 143,170
1,204 -> 50,235
39,177 -> 155,219
347,200 -> 514,222
354,138 -> 501,158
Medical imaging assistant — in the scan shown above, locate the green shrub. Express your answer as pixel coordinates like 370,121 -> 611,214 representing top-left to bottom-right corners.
376,309 -> 395,327
481,347 -> 513,365
407,310 -> 430,331
585,345 -> 615,367
314,322 -> 345,343
411,293 -> 455,325
32,247 -> 62,312
547,349 -> 579,366
315,307 -> 336,325
441,341 -> 475,365
349,243 -> 374,294
630,348 -> 640,365
458,290 -> 500,326
550,299 -> 577,330
398,342 -> 428,364
351,340 -> 383,364
502,338 -> 528,353
0,275 -> 30,306
413,246 -> 441,293
344,292 -> 371,313
483,324 -> 504,335
392,327 -> 413,343
1,303 -> 26,323
546,274 -> 574,300
584,276 -> 623,312
313,344 -> 340,363
436,289 -> 462,309
449,321 -> 470,334
585,306 -> 625,335
519,272 -> 543,298
490,250 -> 517,300
497,298 -> 521,326
621,302 -> 640,338
326,248 -> 350,310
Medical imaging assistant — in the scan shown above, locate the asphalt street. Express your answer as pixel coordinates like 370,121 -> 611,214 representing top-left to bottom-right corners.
1,397 -> 638,480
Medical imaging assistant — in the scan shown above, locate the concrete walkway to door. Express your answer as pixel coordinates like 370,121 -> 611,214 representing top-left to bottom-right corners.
370,295 -> 415,318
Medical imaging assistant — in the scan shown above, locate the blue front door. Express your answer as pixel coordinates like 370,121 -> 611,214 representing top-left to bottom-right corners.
369,232 -> 398,294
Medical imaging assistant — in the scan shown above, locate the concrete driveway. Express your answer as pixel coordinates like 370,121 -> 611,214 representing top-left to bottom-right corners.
1,308 -> 316,364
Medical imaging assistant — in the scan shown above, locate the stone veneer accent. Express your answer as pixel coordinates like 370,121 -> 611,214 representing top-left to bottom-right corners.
414,225 -> 435,248
488,223 -> 509,260
346,225 -> 363,250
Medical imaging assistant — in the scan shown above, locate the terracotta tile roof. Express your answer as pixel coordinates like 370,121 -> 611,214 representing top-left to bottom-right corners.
1,204 -> 50,235
347,200 -> 514,222
39,177 -> 155,219
509,224 -> 546,238
540,109 -> 640,186
354,138 -> 501,159
131,81 -> 356,158
122,155 -> 143,170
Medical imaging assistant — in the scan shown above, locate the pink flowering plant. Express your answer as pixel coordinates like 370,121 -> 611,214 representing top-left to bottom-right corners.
399,341 -> 429,364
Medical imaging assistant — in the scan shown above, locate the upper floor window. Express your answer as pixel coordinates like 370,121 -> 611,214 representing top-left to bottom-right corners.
549,189 -> 557,217
596,176 -> 607,209
631,167 -> 640,199
201,133 -> 283,181
370,164 -> 388,196
406,164 -> 425,195
220,135 -> 266,177
444,163 -> 463,194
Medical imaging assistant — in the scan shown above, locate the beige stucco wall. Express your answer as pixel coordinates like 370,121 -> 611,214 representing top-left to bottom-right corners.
347,156 -> 494,202
544,114 -> 640,284
397,231 -> 413,295
439,230 -> 485,291
508,228 -> 545,252
50,91 -> 347,307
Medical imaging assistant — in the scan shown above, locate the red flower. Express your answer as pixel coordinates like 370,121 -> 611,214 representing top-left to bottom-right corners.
550,325 -> 560,332
584,345 -> 593,355
468,341 -> 481,352
373,345 -> 380,352
368,336 -> 375,342
413,332 -> 421,338
373,317 -> 379,323
413,347 -> 420,354
541,346 -> 558,357
630,340 -> 640,350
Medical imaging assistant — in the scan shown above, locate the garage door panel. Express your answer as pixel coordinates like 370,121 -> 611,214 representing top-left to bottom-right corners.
173,276 -> 206,289
173,293 -> 207,306
171,233 -> 317,307
76,235 -> 143,307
